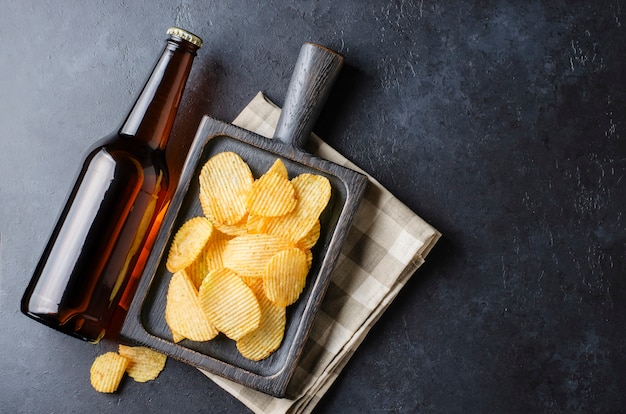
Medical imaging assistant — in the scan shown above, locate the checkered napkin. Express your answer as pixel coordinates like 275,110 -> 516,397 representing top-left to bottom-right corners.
200,92 -> 441,413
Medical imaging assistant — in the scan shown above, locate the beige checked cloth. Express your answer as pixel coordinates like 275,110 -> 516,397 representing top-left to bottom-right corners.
200,92 -> 441,413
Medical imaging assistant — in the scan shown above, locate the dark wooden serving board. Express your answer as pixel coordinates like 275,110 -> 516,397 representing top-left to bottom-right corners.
120,43 -> 368,397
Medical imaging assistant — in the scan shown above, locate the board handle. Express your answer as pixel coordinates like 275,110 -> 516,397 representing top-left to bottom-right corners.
273,43 -> 344,149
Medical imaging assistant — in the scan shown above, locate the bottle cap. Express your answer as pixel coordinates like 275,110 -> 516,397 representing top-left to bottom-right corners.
166,27 -> 203,48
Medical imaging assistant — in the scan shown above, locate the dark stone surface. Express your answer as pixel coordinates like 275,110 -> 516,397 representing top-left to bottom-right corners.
1,1 -> 625,413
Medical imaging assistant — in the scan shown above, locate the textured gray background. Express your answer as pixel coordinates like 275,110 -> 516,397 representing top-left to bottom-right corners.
1,1 -> 625,413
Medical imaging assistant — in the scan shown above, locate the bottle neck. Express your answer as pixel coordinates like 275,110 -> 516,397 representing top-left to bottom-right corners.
119,39 -> 199,149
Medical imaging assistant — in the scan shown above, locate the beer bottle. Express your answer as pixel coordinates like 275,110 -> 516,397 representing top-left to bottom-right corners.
21,27 -> 203,343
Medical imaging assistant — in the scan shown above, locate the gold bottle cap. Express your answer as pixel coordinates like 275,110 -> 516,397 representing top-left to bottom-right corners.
166,27 -> 203,48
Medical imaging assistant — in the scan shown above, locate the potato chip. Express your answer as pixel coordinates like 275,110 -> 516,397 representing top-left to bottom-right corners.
260,173 -> 331,243
202,234 -> 230,270
165,270 -> 219,342
160,153 -> 331,360
245,213 -> 267,234
222,234 -> 295,278
290,173 -> 331,215
263,248 -> 309,307
198,187 -> 214,222
296,219 -> 320,250
186,232 -> 230,288
171,330 -> 186,343
247,172 -> 297,217
266,158 -> 289,179
199,152 -> 253,225
166,216 -> 214,273
209,213 -> 249,236
239,274 -> 260,288
184,254 -> 208,291
237,279 -> 286,361
90,352 -> 128,393
301,247 -> 313,270
118,345 -> 167,383
198,268 -> 261,340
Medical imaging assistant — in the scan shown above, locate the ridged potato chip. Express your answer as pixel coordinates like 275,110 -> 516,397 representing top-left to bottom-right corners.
198,268 -> 261,340
237,279 -> 286,361
118,345 -> 167,383
260,173 -> 331,243
186,232 -> 231,288
165,270 -> 219,342
263,248 -> 309,307
199,151 -> 253,225
171,330 -> 185,343
301,247 -> 313,270
90,352 -> 128,393
161,154 -> 332,361
266,158 -> 289,178
202,234 -> 230,271
166,217 -> 214,273
247,172 -> 297,217
209,213 -> 249,236
245,213 -> 267,234
296,219 -> 321,250
239,274 -> 260,288
223,233 -> 295,278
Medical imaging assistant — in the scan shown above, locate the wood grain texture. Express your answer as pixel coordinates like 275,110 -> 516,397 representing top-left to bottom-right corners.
273,43 -> 344,149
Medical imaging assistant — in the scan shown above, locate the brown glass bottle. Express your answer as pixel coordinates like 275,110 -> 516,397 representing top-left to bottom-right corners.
21,27 -> 203,343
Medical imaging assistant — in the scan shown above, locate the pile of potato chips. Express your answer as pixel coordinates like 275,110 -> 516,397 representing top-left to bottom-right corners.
164,151 -> 330,361
90,345 -> 167,393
